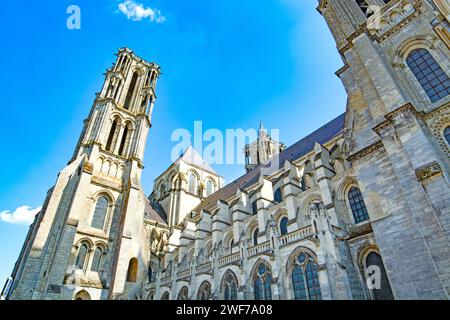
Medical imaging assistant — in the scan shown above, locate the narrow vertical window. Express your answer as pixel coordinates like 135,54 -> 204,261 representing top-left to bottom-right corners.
206,179 -> 214,196
188,173 -> 197,194
91,196 -> 109,229
118,126 -> 129,156
348,187 -> 369,223
105,120 -> 117,152
365,252 -> 394,300
90,247 -> 103,272
406,49 -> 450,103
280,217 -> 288,236
75,244 -> 88,270
253,228 -> 259,246
274,188 -> 283,203
124,72 -> 139,110
252,201 -> 258,215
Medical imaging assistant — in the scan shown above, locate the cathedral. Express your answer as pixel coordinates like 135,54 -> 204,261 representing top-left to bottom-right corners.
3,0 -> 450,300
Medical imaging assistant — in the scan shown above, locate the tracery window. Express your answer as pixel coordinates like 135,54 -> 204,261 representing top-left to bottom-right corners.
291,252 -> 322,300
253,263 -> 272,300
197,281 -> 212,300
177,286 -> 189,300
222,270 -> 238,300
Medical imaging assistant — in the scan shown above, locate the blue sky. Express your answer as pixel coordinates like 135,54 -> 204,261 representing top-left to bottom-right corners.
0,0 -> 346,286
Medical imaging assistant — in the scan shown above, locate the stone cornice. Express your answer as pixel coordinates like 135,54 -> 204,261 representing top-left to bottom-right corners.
348,141 -> 384,163
416,161 -> 443,182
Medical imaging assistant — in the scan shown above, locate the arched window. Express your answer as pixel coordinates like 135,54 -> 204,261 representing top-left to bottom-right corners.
91,196 -> 109,229
124,72 -> 139,110
229,239 -> 234,254
206,179 -> 214,196
251,201 -> 258,215
280,217 -> 288,236
161,292 -> 170,300
148,266 -> 153,282
126,258 -> 138,282
252,228 -> 259,246
274,188 -> 283,203
177,286 -> 189,300
90,247 -> 103,272
222,270 -> 238,300
253,263 -> 272,300
445,126 -> 450,145
291,252 -> 322,300
105,119 -> 118,152
348,187 -> 369,223
406,49 -> 450,103
365,252 -> 394,300
197,281 -> 212,300
75,243 -> 88,270
188,172 -> 198,194
118,126 -> 129,156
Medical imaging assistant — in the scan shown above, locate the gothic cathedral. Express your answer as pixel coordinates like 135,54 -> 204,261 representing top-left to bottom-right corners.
4,0 -> 450,300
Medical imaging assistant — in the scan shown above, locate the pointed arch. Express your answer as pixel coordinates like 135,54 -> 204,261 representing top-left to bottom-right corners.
221,269 -> 238,300
197,281 -> 212,300
286,246 -> 322,300
251,258 -> 272,300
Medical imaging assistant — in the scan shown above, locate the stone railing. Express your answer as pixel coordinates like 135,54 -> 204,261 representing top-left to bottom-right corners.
177,268 -> 191,280
279,225 -> 314,247
218,252 -> 241,267
366,0 -> 417,41
247,241 -> 271,257
160,273 -> 172,286
195,262 -> 212,275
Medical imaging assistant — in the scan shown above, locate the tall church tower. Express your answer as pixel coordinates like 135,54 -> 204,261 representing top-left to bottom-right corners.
7,48 -> 161,300
318,0 -> 450,299
244,122 -> 285,172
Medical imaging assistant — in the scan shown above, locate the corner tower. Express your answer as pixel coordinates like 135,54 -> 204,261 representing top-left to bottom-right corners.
7,48 -> 161,300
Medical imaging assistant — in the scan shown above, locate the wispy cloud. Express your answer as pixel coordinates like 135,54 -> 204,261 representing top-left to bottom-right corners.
118,0 -> 165,23
0,205 -> 41,225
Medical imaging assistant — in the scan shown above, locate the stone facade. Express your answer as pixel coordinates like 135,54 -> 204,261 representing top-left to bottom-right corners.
4,0 -> 450,300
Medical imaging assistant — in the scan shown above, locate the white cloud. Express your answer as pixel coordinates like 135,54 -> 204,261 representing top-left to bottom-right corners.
0,205 -> 42,225
118,0 -> 166,23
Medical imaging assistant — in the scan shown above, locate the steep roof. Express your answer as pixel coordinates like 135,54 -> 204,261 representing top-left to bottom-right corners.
192,113 -> 346,213
145,199 -> 168,225
177,145 -> 217,174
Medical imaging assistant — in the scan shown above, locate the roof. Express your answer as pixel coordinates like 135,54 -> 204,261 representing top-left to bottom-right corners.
192,113 -> 346,213
145,199 -> 168,225
177,145 -> 217,174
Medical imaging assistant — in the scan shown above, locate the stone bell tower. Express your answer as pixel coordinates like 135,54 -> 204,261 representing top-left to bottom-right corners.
7,48 -> 161,300
244,122 -> 285,173
318,0 -> 450,299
